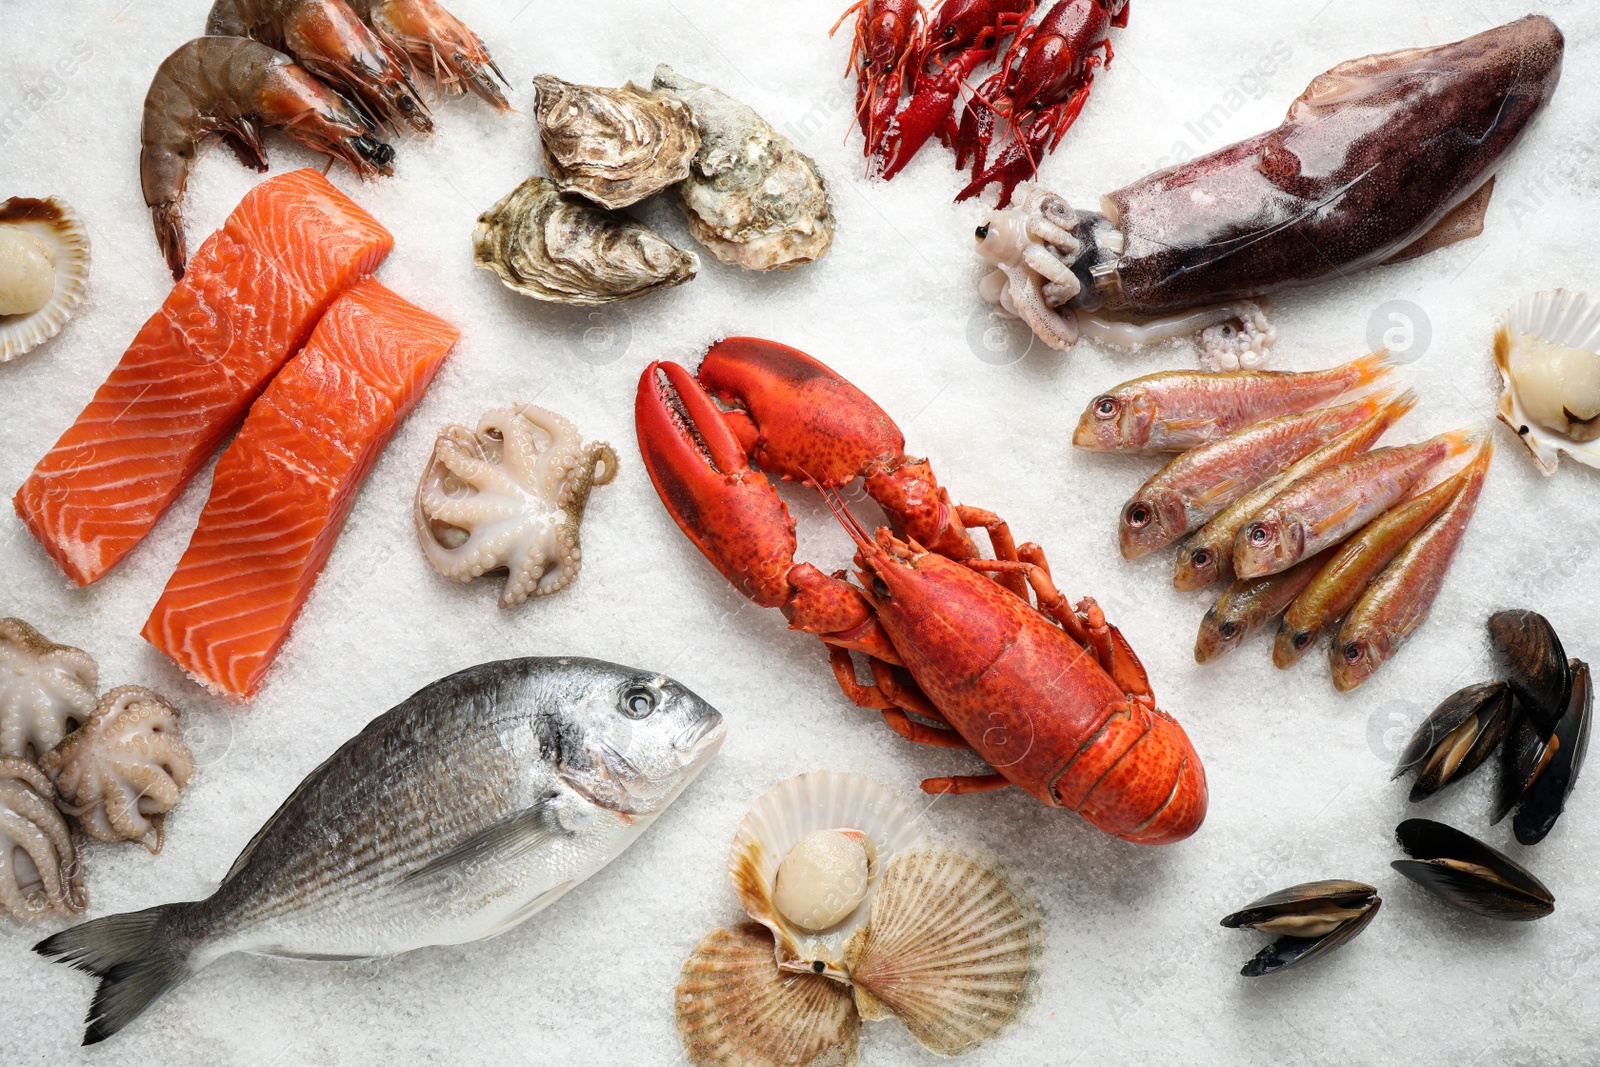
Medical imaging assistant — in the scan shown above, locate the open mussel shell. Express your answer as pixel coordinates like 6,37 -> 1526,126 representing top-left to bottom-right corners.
1511,660 -> 1590,845
0,196 -> 90,362
729,772 -> 924,979
472,176 -> 698,306
1393,681 -> 1512,801
1220,880 -> 1380,977
532,74 -> 698,210
1493,289 -> 1600,475
1391,819 -> 1554,920
843,843 -> 1042,1055
1489,610 -> 1569,731
676,923 -> 860,1067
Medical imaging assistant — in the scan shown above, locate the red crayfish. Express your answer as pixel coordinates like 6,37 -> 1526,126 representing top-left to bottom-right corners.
635,337 -> 1207,844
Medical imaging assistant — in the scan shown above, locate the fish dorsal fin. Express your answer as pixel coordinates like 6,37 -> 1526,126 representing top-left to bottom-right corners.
401,799 -> 564,884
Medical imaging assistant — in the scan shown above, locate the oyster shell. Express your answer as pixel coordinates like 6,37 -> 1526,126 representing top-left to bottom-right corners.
0,196 -> 90,362
676,923 -> 860,1067
472,176 -> 698,305
1220,880 -> 1380,977
1391,818 -> 1554,920
729,772 -> 924,979
1494,289 -> 1600,474
843,843 -> 1043,1055
652,65 -> 835,271
533,74 -> 699,210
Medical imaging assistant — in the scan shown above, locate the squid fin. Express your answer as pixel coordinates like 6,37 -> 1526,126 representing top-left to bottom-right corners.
1383,177 -> 1495,264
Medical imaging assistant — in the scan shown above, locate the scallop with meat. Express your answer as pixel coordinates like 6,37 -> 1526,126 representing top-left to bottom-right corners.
1495,289 -> 1600,474
0,197 -> 89,362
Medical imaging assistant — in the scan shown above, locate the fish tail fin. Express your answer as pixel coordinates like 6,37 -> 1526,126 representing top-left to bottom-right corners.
1345,348 -> 1400,388
34,903 -> 197,1045
1435,426 -> 1485,458
1378,387 -> 1420,425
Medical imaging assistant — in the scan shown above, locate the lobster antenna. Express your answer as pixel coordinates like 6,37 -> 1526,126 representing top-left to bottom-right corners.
809,477 -> 875,552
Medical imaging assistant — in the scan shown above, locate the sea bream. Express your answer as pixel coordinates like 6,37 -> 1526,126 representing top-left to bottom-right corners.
36,657 -> 726,1044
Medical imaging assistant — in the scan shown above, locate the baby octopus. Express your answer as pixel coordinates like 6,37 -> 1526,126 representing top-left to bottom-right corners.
0,618 -> 97,764
0,757 -> 85,922
41,687 -> 195,854
414,405 -> 618,607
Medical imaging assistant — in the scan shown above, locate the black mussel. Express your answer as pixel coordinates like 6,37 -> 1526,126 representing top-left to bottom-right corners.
1220,880 -> 1380,977
1391,819 -> 1554,920
1513,660 -> 1591,845
1489,610 -> 1569,732
1393,681 -> 1512,801
1492,700 -> 1545,825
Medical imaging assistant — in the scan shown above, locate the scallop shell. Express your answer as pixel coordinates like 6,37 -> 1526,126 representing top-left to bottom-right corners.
676,923 -> 860,1067
652,65 -> 835,271
533,74 -> 699,210
472,176 -> 698,306
843,843 -> 1042,1055
0,196 -> 90,362
730,772 -> 924,979
1494,288 -> 1600,474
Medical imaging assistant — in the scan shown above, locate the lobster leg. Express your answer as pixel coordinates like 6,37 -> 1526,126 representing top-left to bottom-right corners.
954,503 -> 1026,597
828,648 -> 972,748
924,773 -> 1015,794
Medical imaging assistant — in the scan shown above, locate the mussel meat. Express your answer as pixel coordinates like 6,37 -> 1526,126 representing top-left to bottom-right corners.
472,176 -> 698,306
1220,880 -> 1380,977
532,74 -> 699,210
1391,819 -> 1554,920
1393,682 -> 1512,802
1489,609 -> 1570,732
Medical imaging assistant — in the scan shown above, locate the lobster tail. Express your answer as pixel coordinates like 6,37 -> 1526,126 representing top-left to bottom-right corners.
1055,702 -> 1207,844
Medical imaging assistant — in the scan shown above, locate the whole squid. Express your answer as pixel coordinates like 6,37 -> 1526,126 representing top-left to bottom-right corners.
976,16 -> 1564,358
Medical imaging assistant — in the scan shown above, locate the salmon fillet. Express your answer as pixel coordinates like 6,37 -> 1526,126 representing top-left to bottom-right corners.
142,278 -> 459,698
13,170 -> 394,586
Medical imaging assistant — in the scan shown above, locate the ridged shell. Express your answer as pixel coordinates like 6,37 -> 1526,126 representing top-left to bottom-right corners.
730,772 -> 924,979
533,74 -> 699,209
676,923 -> 860,1067
843,843 -> 1043,1055
0,196 -> 90,362
652,65 -> 835,271
472,176 -> 698,306
1494,288 -> 1600,474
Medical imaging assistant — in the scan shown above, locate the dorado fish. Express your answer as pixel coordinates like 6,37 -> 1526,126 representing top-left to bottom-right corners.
1074,350 -> 1393,453
36,657 -> 725,1044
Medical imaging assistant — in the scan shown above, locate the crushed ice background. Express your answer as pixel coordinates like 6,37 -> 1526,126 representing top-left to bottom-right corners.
3,0 -> 1599,1062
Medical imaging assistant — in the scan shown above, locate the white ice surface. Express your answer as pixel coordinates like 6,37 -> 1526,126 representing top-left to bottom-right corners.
2,1 -> 1599,1063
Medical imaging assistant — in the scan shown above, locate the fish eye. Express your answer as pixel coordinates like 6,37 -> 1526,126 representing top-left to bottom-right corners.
1343,643 -> 1364,663
1248,524 -> 1270,546
1191,549 -> 1210,568
1219,620 -> 1239,639
872,576 -> 891,598
1125,502 -> 1151,529
1294,632 -> 1311,649
1093,396 -> 1119,419
621,685 -> 657,719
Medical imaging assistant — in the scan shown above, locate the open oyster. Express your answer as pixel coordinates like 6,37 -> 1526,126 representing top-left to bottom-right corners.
0,756 -> 85,922
0,196 -> 90,362
0,618 -> 98,763
1495,289 -> 1600,474
533,74 -> 698,209
415,404 -> 618,607
473,176 -> 698,306
40,685 -> 194,854
652,65 -> 835,271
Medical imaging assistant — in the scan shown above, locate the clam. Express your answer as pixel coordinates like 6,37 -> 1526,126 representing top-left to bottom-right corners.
1495,659 -> 1590,845
472,176 -> 698,306
1391,818 -> 1554,920
729,771 -> 924,979
1494,289 -> 1600,474
532,74 -> 699,210
652,65 -> 835,271
1392,681 -> 1512,801
1220,880 -> 1380,977
0,196 -> 90,362
1488,609 -> 1569,731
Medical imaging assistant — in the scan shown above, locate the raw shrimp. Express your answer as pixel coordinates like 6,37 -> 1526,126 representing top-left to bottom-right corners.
140,36 -> 395,279
347,0 -> 509,109
206,0 -> 433,134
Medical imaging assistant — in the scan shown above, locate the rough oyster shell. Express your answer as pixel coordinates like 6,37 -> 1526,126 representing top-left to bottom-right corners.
676,923 -> 860,1067
729,772 -> 924,979
652,65 -> 835,271
0,617 -> 98,763
0,755 -> 86,921
1494,288 -> 1600,474
40,685 -> 194,853
473,176 -> 698,305
843,842 -> 1042,1055
0,196 -> 90,362
533,74 -> 699,209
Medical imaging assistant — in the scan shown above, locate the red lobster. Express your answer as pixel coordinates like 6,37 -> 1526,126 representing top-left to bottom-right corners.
635,337 -> 1207,844
954,0 -> 1129,204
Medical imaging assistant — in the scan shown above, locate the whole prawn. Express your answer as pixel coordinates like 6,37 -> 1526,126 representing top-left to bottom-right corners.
346,0 -> 510,110
141,36 -> 394,279
206,0 -> 433,134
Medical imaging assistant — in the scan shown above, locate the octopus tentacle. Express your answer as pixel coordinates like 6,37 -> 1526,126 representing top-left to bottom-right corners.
0,759 -> 85,920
